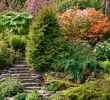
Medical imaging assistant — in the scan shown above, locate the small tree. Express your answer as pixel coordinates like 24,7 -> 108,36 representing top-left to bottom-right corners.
26,6 -> 70,70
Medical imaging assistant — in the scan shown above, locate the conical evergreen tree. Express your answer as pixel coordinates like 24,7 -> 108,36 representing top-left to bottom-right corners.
26,6 -> 70,70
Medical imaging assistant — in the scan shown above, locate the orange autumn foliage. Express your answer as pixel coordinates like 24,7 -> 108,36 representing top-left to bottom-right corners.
59,8 -> 110,45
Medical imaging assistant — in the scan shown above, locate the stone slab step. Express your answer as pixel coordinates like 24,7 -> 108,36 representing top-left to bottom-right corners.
24,86 -> 42,90
14,60 -> 26,64
9,68 -> 31,71
8,71 -> 30,74
21,79 -> 37,82
17,76 -> 35,79
23,83 -> 42,87
38,90 -> 51,97
13,64 -> 27,67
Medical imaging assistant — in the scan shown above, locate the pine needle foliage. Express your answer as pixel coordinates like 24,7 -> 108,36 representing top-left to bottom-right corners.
26,6 -> 70,70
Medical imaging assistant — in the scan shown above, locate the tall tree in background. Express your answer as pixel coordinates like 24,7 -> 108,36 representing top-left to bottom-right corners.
0,0 -> 25,12
26,0 -> 54,16
102,0 -> 110,18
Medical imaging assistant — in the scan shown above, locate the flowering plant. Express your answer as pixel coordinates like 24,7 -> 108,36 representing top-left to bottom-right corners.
93,40 -> 110,60
59,8 -> 110,45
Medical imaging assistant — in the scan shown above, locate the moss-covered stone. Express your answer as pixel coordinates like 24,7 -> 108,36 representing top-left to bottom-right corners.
49,80 -> 110,100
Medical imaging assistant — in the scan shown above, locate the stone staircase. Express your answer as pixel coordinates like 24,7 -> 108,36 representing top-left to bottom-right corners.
0,59 -> 50,100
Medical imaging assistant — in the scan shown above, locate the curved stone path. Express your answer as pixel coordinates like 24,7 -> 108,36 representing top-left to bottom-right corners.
0,59 -> 50,100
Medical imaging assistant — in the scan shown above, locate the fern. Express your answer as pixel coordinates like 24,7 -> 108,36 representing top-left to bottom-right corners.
56,45 -> 99,82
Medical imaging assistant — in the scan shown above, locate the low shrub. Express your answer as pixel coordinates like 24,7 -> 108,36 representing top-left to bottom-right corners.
59,8 -> 110,45
26,90 -> 39,100
0,41 -> 13,69
0,78 -> 23,100
93,40 -> 110,60
14,93 -> 27,100
0,12 -> 32,35
49,80 -> 110,100
9,35 -> 27,51
56,44 -> 99,83
101,60 -> 110,73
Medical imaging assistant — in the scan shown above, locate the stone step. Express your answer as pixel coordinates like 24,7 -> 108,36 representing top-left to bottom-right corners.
31,74 -> 43,78
9,67 -> 31,71
38,90 -> 51,97
15,60 -> 26,64
0,59 -> 49,99
13,64 -> 28,67
21,79 -> 37,82
9,71 -> 31,74
9,74 -> 20,77
20,78 -> 44,83
0,74 -> 10,78
0,70 -> 8,73
24,86 -> 42,91
19,73 -> 31,77
23,83 -> 41,87
23,89 -> 31,93
12,76 -> 33,80
0,78 -> 5,83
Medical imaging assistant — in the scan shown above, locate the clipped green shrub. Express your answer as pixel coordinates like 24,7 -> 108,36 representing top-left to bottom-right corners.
26,6 -> 71,70
9,35 -> 27,51
26,90 -> 39,100
14,93 -> 27,100
0,41 -> 13,68
49,80 -> 110,100
101,60 -> 110,73
0,12 -> 32,35
0,78 -> 23,100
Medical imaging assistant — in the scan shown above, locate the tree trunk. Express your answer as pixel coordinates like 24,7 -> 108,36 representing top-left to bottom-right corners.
102,0 -> 110,18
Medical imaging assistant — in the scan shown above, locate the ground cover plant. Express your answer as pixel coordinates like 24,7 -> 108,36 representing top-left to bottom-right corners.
49,80 -> 110,100
0,78 -> 23,100
26,90 -> 39,100
14,93 -> 27,100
